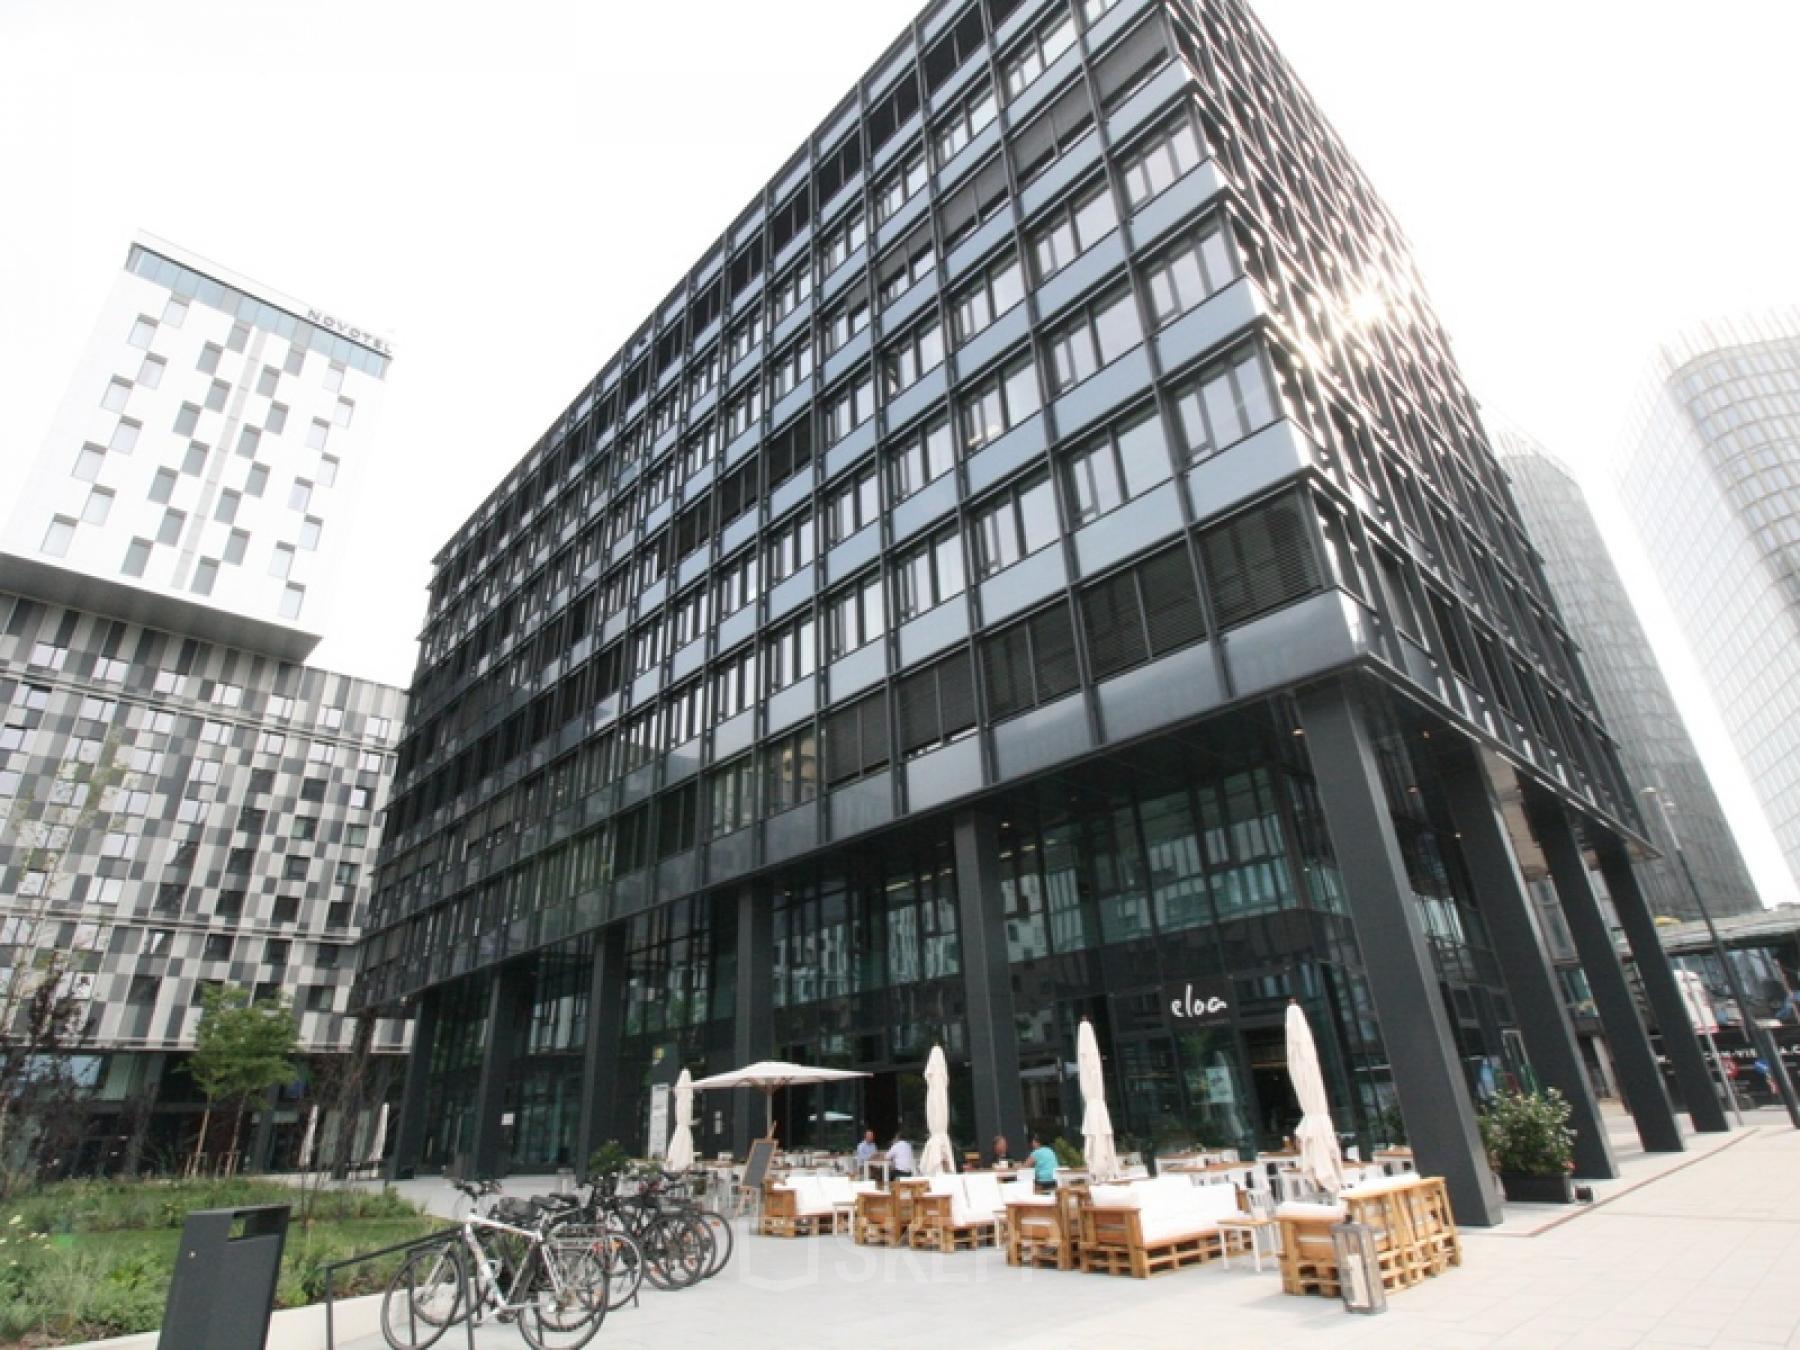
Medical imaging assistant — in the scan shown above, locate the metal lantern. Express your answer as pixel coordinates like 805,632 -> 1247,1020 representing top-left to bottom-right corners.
1330,1221 -> 1388,1315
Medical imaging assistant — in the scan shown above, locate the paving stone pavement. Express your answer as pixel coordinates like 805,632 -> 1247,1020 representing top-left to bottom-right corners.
342,1109 -> 1800,1349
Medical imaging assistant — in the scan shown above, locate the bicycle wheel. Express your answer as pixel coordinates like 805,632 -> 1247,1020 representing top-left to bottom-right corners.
598,1228 -> 645,1310
518,1244 -> 607,1350
380,1243 -> 464,1350
692,1208 -> 733,1278
642,1212 -> 710,1291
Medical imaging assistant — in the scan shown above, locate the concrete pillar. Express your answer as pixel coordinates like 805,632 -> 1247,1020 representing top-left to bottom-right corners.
1528,794 -> 1684,1152
1298,683 -> 1502,1226
576,926 -> 627,1176
388,990 -> 438,1181
953,810 -> 1027,1154
1437,746 -> 1617,1178
471,964 -> 532,1178
731,884 -> 773,1156
1597,843 -> 1729,1133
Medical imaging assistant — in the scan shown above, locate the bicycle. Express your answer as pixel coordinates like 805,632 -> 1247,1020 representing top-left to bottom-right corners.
529,1192 -> 646,1312
545,1171 -> 711,1291
380,1197 -> 607,1350
640,1170 -> 735,1280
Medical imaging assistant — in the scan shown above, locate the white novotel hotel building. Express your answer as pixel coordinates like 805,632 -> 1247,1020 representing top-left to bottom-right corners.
3,233 -> 393,661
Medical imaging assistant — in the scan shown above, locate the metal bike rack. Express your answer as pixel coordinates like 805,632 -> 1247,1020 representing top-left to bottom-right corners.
321,1228 -> 476,1350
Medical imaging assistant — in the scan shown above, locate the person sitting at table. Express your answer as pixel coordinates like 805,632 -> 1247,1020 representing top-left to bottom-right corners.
855,1129 -> 878,1166
887,1132 -> 916,1179
1026,1134 -> 1059,1194
988,1134 -> 1013,1169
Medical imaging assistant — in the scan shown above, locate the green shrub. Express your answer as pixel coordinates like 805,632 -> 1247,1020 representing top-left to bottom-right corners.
1478,1088 -> 1575,1177
1051,1136 -> 1085,1169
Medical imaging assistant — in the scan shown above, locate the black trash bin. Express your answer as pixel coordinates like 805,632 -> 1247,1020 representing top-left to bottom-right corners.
158,1204 -> 289,1350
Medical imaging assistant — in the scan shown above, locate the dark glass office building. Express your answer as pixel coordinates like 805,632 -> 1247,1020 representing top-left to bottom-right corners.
358,0 -> 1724,1222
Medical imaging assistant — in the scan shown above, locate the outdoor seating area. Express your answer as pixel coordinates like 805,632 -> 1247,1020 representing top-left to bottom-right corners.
697,1007 -> 1455,1308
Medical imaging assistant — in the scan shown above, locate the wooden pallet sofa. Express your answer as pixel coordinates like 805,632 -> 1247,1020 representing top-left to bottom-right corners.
1078,1176 -> 1250,1278
759,1174 -> 872,1237
908,1172 -> 1035,1253
1005,1186 -> 1087,1271
1276,1174 -> 1460,1297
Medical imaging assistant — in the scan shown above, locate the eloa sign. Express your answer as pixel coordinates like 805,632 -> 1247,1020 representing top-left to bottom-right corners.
1162,977 -> 1234,1028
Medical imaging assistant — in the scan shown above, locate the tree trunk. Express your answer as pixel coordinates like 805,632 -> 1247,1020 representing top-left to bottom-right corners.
227,1103 -> 245,1178
191,1106 -> 212,1178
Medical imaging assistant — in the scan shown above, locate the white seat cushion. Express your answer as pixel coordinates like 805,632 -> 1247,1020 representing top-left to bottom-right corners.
962,1172 -> 1005,1219
1088,1183 -> 1140,1209
791,1176 -> 835,1216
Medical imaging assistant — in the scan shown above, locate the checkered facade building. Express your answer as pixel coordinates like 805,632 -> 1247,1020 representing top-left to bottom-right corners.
0,584 -> 408,1165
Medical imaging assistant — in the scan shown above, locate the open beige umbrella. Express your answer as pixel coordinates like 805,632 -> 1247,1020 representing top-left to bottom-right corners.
1077,1019 -> 1120,1182
918,1045 -> 956,1175
689,1060 -> 871,1137
1286,1001 -> 1345,1197
665,1069 -> 696,1172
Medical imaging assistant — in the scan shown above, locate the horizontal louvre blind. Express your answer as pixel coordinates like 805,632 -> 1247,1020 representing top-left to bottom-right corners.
1081,571 -> 1147,680
938,652 -> 976,738
980,623 -> 1033,719
898,664 -> 942,754
858,690 -> 890,772
1201,493 -> 1320,628
1139,545 -> 1206,656
824,703 -> 860,785
825,690 -> 890,785
1032,602 -> 1080,703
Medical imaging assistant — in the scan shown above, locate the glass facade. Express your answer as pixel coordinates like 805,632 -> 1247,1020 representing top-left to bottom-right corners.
365,0 -> 1667,1202
1616,308 -> 1800,892
1501,427 -> 1762,919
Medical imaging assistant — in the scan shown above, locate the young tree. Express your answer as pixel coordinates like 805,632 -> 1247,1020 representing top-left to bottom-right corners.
189,984 -> 300,1176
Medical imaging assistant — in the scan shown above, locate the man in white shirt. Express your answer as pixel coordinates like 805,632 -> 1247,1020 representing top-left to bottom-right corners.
888,1134 -> 916,1178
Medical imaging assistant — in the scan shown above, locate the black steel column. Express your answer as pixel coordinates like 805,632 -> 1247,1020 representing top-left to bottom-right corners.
387,989 -> 438,1181
1297,683 -> 1502,1226
953,810 -> 1027,1155
471,964 -> 531,1177
1596,843 -> 1729,1133
1528,794 -> 1684,1152
731,884 -> 773,1156
1437,746 -> 1617,1178
576,926 -> 627,1175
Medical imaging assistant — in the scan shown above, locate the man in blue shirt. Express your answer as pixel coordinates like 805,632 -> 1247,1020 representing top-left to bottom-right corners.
1027,1134 -> 1059,1193
854,1129 -> 878,1165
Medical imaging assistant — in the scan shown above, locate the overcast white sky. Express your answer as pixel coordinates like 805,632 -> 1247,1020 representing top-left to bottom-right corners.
3,1 -> 1798,902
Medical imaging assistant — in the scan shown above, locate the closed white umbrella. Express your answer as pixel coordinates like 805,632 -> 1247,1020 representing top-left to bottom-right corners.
370,1102 -> 390,1166
665,1069 -> 696,1172
918,1045 -> 956,1176
1077,1020 -> 1120,1182
690,1060 -> 871,1137
1286,1001 -> 1344,1197
297,1104 -> 319,1170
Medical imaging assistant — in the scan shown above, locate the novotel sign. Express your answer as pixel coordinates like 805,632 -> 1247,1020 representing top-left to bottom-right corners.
306,308 -> 392,356
1161,977 -> 1234,1028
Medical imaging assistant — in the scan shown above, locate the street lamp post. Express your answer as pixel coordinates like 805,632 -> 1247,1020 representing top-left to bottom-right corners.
1641,786 -> 1800,1130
